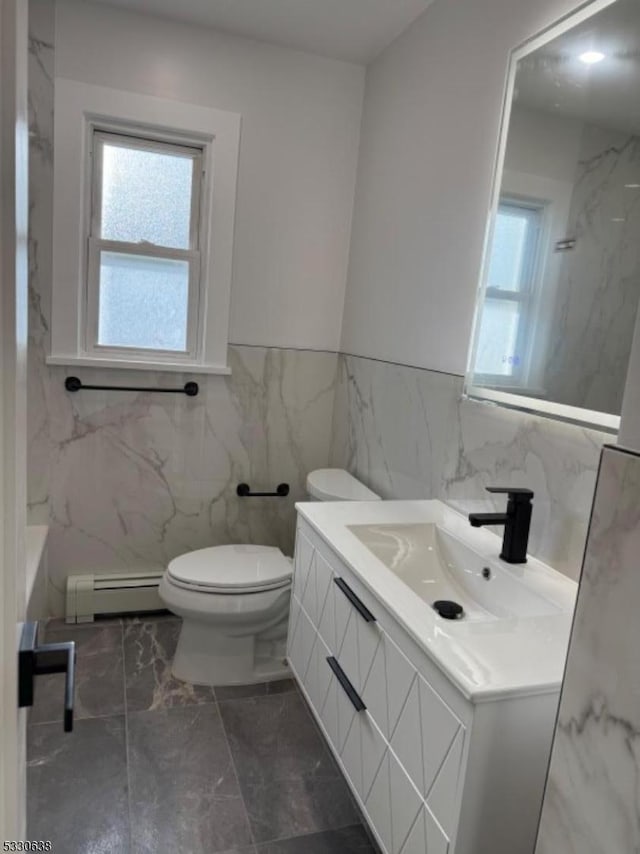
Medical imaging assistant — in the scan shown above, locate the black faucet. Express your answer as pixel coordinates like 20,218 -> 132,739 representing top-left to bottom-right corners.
468,487 -> 534,564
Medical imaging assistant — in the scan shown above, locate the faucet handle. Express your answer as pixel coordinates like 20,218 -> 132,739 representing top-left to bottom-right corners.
486,487 -> 534,502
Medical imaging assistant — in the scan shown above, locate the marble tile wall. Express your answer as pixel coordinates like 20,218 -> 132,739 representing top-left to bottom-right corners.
535,444 -> 640,854
27,3 -> 338,614
330,354 -> 609,580
27,0 -> 54,524
41,349 -> 337,613
544,124 -> 640,414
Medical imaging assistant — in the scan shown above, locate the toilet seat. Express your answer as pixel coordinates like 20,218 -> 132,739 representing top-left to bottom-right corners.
167,544 -> 292,594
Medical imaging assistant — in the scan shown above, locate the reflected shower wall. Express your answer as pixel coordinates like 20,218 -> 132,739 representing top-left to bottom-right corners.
544,124 -> 640,413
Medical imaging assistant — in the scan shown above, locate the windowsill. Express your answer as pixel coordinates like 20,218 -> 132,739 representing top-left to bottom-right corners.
46,354 -> 232,375
475,383 -> 548,398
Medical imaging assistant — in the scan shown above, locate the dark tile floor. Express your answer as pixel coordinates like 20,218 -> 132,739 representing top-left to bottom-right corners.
27,615 -> 378,854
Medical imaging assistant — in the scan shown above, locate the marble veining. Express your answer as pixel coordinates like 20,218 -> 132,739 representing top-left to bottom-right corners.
27,0 -> 54,524
123,618 -> 216,711
544,125 -> 640,414
35,347 -> 337,614
330,354 -> 608,580
536,445 -> 640,853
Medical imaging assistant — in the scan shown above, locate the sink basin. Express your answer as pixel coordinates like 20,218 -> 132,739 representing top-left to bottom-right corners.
296,498 -> 578,699
347,522 -> 561,622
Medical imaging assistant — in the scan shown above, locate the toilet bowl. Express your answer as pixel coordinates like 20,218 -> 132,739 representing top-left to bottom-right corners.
160,469 -> 379,686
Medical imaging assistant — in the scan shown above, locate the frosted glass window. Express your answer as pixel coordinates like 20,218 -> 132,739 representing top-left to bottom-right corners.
99,142 -> 195,249
473,198 -> 544,380
97,252 -> 189,351
475,300 -> 521,377
487,204 -> 540,293
88,131 -> 203,356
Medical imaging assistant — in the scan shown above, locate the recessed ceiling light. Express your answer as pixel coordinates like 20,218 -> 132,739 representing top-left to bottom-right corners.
625,183 -> 640,189
611,217 -> 626,222
579,50 -> 605,64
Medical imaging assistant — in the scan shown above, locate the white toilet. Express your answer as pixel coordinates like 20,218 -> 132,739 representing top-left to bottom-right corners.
159,468 -> 380,686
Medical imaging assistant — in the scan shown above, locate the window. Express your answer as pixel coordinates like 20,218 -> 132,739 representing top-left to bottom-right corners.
474,198 -> 543,384
88,132 -> 203,357
51,79 -> 241,373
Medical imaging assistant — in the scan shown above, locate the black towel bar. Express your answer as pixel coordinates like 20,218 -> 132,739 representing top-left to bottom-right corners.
236,483 -> 290,498
64,376 -> 199,396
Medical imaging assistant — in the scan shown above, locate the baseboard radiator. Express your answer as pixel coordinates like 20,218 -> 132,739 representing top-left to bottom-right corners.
65,571 -> 165,623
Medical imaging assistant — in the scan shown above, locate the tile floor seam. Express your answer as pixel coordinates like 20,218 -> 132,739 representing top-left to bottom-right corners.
254,817 -> 369,848
27,709 -> 125,727
216,697 -> 258,849
125,698 -> 219,719
121,620 -> 135,854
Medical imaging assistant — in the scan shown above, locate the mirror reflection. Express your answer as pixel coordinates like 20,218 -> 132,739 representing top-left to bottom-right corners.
468,0 -> 640,425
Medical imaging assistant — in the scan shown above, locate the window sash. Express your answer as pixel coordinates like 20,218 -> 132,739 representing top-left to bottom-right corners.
91,130 -> 203,251
488,198 -> 543,298
85,238 -> 202,360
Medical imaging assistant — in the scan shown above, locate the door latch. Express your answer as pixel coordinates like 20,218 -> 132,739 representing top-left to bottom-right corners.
18,621 -> 76,732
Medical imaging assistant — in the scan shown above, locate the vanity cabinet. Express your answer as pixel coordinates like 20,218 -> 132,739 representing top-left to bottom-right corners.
287,517 -> 559,854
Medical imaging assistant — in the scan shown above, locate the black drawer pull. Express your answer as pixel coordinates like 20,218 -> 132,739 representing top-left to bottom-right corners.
334,577 -> 376,623
327,656 -> 366,712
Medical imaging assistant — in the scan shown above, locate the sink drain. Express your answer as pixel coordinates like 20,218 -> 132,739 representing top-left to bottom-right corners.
433,600 -> 464,620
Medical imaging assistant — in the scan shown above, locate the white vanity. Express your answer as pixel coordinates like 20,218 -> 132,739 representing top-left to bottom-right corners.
286,499 -> 576,854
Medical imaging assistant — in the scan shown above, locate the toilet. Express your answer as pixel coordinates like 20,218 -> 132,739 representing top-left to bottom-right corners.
159,468 -> 380,686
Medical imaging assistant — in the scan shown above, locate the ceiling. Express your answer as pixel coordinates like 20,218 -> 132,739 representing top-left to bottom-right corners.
87,0 -> 432,64
514,0 -> 640,135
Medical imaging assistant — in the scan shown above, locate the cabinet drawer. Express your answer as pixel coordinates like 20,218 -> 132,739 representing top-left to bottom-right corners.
401,805 -> 449,854
305,631 -> 333,719
288,594 -> 315,684
390,670 -> 464,802
365,745 -> 446,854
292,529 -> 314,603
294,528 -> 336,637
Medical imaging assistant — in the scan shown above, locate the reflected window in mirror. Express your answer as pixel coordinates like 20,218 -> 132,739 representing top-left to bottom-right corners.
476,198 -> 544,387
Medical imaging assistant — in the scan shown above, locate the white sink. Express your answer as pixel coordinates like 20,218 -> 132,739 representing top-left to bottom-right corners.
348,522 -> 561,622
294,498 -> 577,700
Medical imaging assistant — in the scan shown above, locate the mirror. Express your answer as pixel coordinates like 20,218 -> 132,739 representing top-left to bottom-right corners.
466,0 -> 640,432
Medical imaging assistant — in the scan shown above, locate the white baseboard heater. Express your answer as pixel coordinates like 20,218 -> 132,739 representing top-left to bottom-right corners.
65,570 -> 165,623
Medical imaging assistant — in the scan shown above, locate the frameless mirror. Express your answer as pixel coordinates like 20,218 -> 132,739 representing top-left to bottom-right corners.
466,0 -> 640,432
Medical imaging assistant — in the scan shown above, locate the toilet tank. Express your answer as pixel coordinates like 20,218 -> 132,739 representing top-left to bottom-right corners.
306,468 -> 380,502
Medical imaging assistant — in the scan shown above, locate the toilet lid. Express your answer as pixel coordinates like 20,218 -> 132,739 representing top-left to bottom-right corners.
167,544 -> 292,592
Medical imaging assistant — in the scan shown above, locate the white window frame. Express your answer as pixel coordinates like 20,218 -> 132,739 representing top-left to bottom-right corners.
87,130 -> 204,361
50,78 -> 241,374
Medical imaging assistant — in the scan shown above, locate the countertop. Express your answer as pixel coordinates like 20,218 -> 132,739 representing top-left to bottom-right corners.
295,500 -> 577,703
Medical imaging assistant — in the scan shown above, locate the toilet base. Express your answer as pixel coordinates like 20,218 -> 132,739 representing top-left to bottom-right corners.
171,619 -> 290,686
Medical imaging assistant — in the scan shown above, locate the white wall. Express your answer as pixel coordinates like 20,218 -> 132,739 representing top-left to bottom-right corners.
55,0 -> 365,352
504,105 -> 583,182
340,0 -> 587,374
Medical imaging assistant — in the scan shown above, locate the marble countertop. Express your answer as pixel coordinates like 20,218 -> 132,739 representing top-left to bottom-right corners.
295,499 -> 577,703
